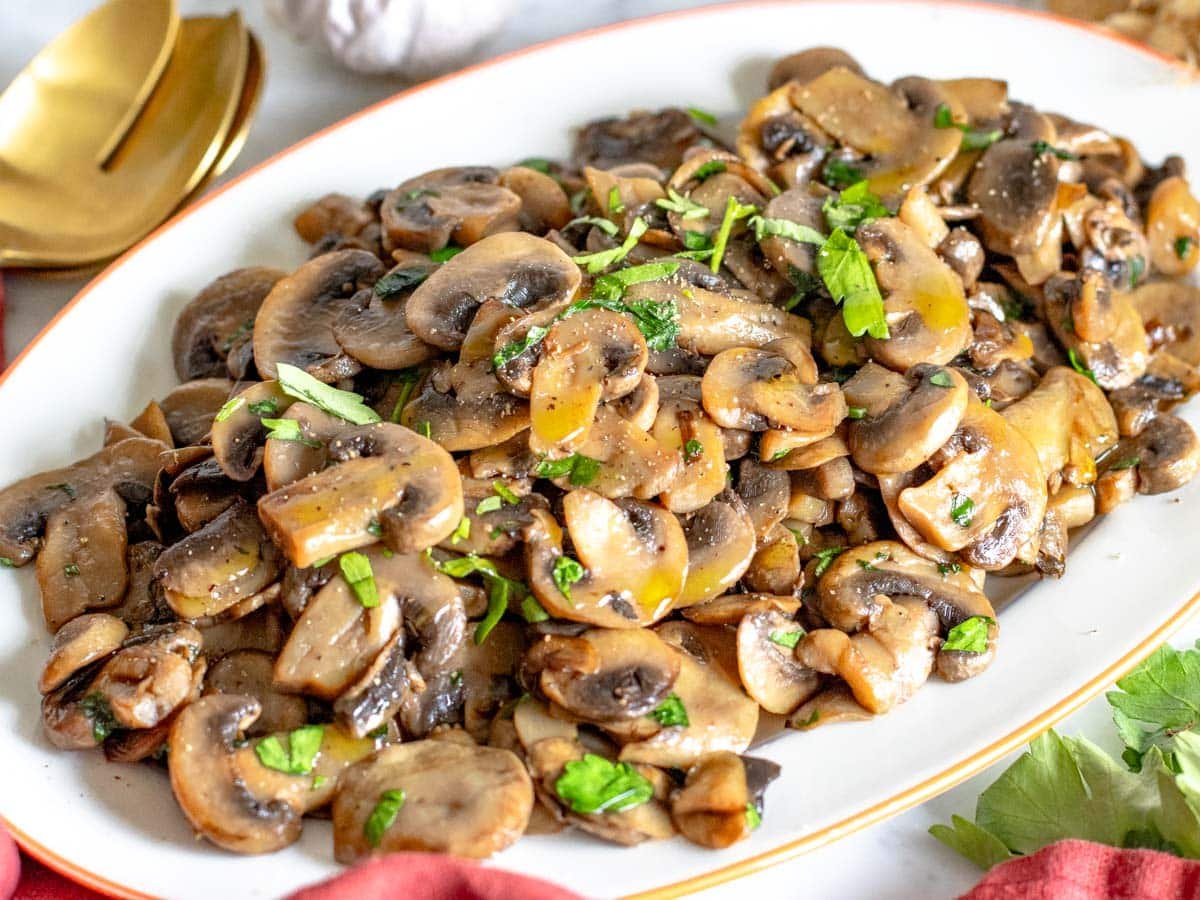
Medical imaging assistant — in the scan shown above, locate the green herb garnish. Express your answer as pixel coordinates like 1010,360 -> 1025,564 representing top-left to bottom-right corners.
517,157 -> 552,174
450,516 -> 470,545
535,453 -> 601,486
475,496 -> 503,515
214,397 -> 245,423
1030,140 -> 1078,161
938,561 -> 963,577
933,103 -> 1003,152
374,267 -> 429,298
430,246 -> 463,263
649,694 -> 689,727
847,406 -> 866,419
521,595 -> 550,623
950,493 -> 976,528
748,215 -> 825,246
816,228 -> 889,339
812,546 -> 845,577
255,724 -> 325,775
493,481 -> 521,505
656,188 -> 710,220
687,106 -> 718,126
1129,255 -> 1146,288
710,195 -> 759,273
555,754 -> 653,814
1176,236 -> 1194,261
46,482 -> 76,498
276,363 -> 381,425
364,789 -> 406,848
1068,348 -> 1099,384
942,616 -> 995,654
1110,456 -> 1141,471
822,181 -> 891,233
63,564 -> 80,577
608,186 -> 624,214
684,439 -> 704,460
693,160 -> 727,181
261,417 -> 322,448
822,159 -> 864,189
574,217 -> 648,275
552,556 -> 585,603
929,369 -> 955,388
388,367 -> 421,424
746,803 -> 762,830
80,693 -> 118,743
769,628 -> 804,649
566,215 -> 619,236
340,552 -> 379,608
249,398 -> 278,417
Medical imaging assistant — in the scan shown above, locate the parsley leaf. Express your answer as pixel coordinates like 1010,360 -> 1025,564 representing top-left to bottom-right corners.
687,106 -> 718,126
684,439 -> 704,460
374,267 -> 429,298
276,363 -> 381,425
656,188 -> 710,220
80,693 -> 118,743
950,493 -> 976,528
388,367 -> 422,424
1030,140 -> 1079,161
476,576 -> 510,645
1108,643 -> 1200,772
649,693 -> 689,727
608,186 -> 625,214
812,546 -> 845,577
822,181 -> 891,234
929,369 -> 955,388
1068,348 -> 1099,384
492,325 -> 549,371
693,160 -> 727,181
847,406 -> 866,419
476,495 -> 503,515
745,803 -> 762,831
822,159 -> 864,189
816,228 -> 889,339
1130,255 -> 1146,288
566,215 -> 619,237
430,246 -> 463,263
932,103 -> 1003,152
450,516 -> 470,545
261,417 -> 322,449
1110,456 -> 1141,471
1176,236 -> 1194,261
573,217 -> 648,275
769,628 -> 804,649
364,789 -> 406,848
214,397 -> 245,423
516,157 -> 552,174
340,552 -> 379,608
555,754 -> 654,814
622,298 -> 681,351
942,616 -> 994,654
249,398 -> 279,417
552,556 -> 585,603
748,215 -> 825,246
521,595 -> 550,623
710,195 -> 759,273
255,724 -> 325,775
535,453 -> 601,485
493,481 -> 521,505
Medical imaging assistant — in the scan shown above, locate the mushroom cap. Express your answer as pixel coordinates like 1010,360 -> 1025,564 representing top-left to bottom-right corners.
857,218 -> 973,371
168,694 -> 304,854
333,275 -> 440,371
90,623 -> 203,729
210,381 -> 293,482
670,750 -> 755,849
1145,176 -> 1200,277
767,47 -> 863,90
1126,413 -> 1200,495
1130,281 -> 1200,367
406,232 -> 580,351
538,627 -> 681,722
204,650 -> 308,737
258,422 -> 463,567
677,495 -> 758,607
845,363 -> 970,475
573,108 -> 701,171
380,167 -> 521,254
736,609 -> 819,714
252,249 -> 385,380
651,375 -> 726,514
172,267 -> 284,381
39,613 -> 128,694
551,405 -> 681,501
967,139 -> 1060,259
526,491 -> 687,628
332,740 -> 532,862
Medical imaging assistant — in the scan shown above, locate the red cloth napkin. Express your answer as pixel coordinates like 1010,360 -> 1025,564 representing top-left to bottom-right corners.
961,839 -> 1200,900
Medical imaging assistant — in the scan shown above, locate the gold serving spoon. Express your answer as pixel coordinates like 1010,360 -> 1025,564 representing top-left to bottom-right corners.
0,12 -> 249,268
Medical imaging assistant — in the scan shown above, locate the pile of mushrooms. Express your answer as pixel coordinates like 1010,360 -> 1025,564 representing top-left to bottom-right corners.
5,46 -> 1200,862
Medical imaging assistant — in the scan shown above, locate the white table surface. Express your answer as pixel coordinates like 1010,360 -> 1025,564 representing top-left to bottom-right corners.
1,2 -> 1196,898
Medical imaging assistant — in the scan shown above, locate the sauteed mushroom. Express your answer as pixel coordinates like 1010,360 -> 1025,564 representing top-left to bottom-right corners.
172,267 -> 285,381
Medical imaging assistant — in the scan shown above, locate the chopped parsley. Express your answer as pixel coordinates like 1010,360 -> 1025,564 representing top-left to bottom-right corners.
1129,255 -> 1145,288
46,482 -> 76,498
433,553 -> 530,644
710,195 -> 759,273
656,188 -> 710,220
566,215 -> 619,236
450,516 -> 470,545
746,803 -> 762,831
476,574 -> 510,645
364,789 -> 406,848
573,217 -> 648,275
748,215 -> 825,246
388,367 -> 421,424
942,616 -> 995,654
933,103 -> 1003,152
249,398 -> 279,417
1030,140 -> 1078,161
374,267 -> 429,298
649,694 -> 689,727
1110,456 -> 1141,471
255,724 -> 325,775
769,628 -> 805,649
493,481 -> 521,505
929,369 -> 955,388
608,186 -> 624,214
816,228 -> 889,339
276,363 -> 380,425
684,439 -> 704,460
847,406 -> 866,419
214,397 -> 245,423
1068,348 -> 1099,384
0,558 -> 13,568
521,595 -> 550,623
63,564 -> 80,577
261,417 -> 322,448
340,552 -> 379,608
418,421 -> 432,439
535,453 -> 601,486
822,181 -> 891,233
476,496 -> 503,515
1176,236 -> 1194,261
938,561 -> 963,577
516,157 -> 552,174
80,693 -> 118,743
430,245 -> 463,263
812,546 -> 845,577
555,754 -> 653,814
950,493 -> 976,528
590,261 -> 681,302
552,556 -> 585,603
822,158 -> 864,189
687,106 -> 718,126
492,324 -> 549,370
366,520 -> 383,538
693,159 -> 727,181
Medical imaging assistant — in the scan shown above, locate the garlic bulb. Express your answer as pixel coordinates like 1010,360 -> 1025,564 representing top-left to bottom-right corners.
266,0 -> 519,79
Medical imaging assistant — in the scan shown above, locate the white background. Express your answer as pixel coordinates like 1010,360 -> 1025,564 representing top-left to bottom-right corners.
0,2 -> 1195,898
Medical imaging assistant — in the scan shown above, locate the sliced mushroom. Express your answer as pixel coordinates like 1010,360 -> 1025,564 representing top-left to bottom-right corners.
896,399 -> 1048,570
529,308 -> 648,454
702,339 -> 846,439
677,495 -> 758,607
253,249 -> 384,380
204,650 -> 308,736
768,47 -> 863,90
681,592 -> 801,625
620,624 -> 759,768
792,70 -> 962,196
499,165 -> 572,234
967,138 -> 1061,265
1145,175 -> 1199,276
796,595 -> 938,714
757,189 -> 827,280
168,694 -> 305,853
90,624 -> 204,730
670,751 -> 757,849
650,375 -> 727,513
1120,413 -> 1200,494
788,684 -> 872,729
380,166 -> 521,254
535,628 -> 680,722
736,457 -> 791,538
172,267 -> 285,381
332,740 -> 532,862
653,281 -> 812,356
209,380 -> 292,481
737,84 -> 833,188
573,108 -> 701,171
545,405 -> 680,501
258,422 -> 463,567
39,616 -> 126,704
294,192 -> 374,244
844,363 -> 970,475
1129,281 -> 1200,368
153,499 -> 281,621
406,232 -> 580,351
36,488 -> 129,631
857,218 -> 973,371
736,609 -> 818,714
744,524 -> 803,595
332,262 -> 441,370
526,491 -> 687,628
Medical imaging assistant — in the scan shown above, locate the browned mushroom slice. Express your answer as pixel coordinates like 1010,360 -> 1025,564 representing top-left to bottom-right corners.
610,374 -> 659,430
856,218 -> 973,371
677,496 -> 758,607
1001,366 -> 1118,491
512,694 -> 581,751
252,249 -> 384,380
796,596 -> 939,714
736,84 -> 833,188
259,401 -> 348,492
332,257 -> 441,370
651,375 -> 726,513
639,281 -> 811,355
406,232 -> 580,351
172,267 -> 285,380
158,378 -> 234,446
702,339 -> 846,439
128,401 -> 174,446
844,362 -> 970,475
1145,176 -> 1199,276
294,192 -> 375,244
210,380 -> 293,481
581,165 -> 667,234
39,613 -> 128,694
458,621 -> 526,742
1042,272 -> 1149,391
621,624 -> 758,768
743,524 -> 802,595
198,604 -> 286,659
536,628 -> 680,722
380,167 -> 521,254
1119,413 -> 1200,494
168,694 -> 306,853
204,650 -> 307,736
499,166 -> 572,234
258,422 -> 463,567
36,488 -> 129,631
736,457 -> 791,538
402,366 -> 531,453
1129,281 -> 1200,368
333,741 -> 533,862
768,47 -> 863,90
525,491 -> 686,628
443,477 -> 546,557
757,189 -> 827,280
737,609 -> 818,714
574,108 -> 701,171
792,70 -> 962,197
789,684 -> 872,729
529,308 -> 648,454
544,405 -> 680,501
90,623 -> 204,730
165,456 -> 247,533
682,592 -> 801,625
670,751 -> 760,849
897,399 -> 1048,570
154,499 -> 281,621
967,139 -> 1061,266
